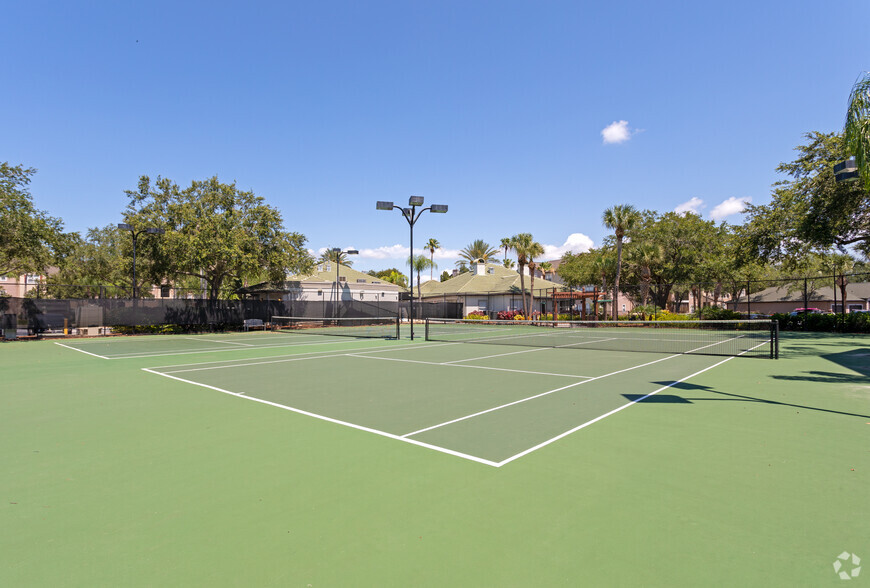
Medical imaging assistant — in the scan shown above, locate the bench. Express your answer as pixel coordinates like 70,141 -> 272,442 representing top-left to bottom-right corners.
243,318 -> 265,332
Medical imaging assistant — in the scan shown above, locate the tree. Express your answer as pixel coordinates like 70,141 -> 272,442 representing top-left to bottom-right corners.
502,258 -> 515,269
440,270 -> 451,282
539,261 -> 553,279
509,233 -> 543,318
125,175 -> 313,299
558,248 -> 616,318
319,248 -> 354,267
47,225 -> 141,297
845,72 -> 870,190
500,237 -> 512,263
425,238 -> 440,281
602,204 -> 641,319
456,239 -> 499,266
0,163 -> 73,278
742,132 -> 870,259
367,268 -> 408,288
408,254 -> 435,297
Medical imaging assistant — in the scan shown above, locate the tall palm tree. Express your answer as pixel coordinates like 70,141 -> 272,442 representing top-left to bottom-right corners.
845,72 -> 870,190
539,261 -> 553,280
318,248 -> 352,267
408,254 -> 435,298
456,239 -> 499,266
602,205 -> 641,320
509,233 -> 543,318
526,243 -> 545,318
500,237 -> 512,262
425,237 -> 440,281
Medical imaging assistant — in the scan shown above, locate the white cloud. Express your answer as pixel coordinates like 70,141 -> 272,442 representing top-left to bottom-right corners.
674,197 -> 705,215
355,244 -> 409,259
601,120 -> 632,144
542,233 -> 594,259
710,196 -> 751,220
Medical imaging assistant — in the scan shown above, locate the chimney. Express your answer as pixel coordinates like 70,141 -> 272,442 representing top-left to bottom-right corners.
475,259 -> 487,275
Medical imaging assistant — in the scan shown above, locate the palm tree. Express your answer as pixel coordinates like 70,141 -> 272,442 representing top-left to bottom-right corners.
456,239 -> 499,267
408,254 -> 435,298
539,261 -> 553,280
319,248 -> 353,267
425,238 -> 440,281
627,243 -> 662,307
845,72 -> 870,190
526,241 -> 545,318
500,237 -> 512,262
509,233 -> 543,318
502,258 -> 516,269
602,205 -> 641,320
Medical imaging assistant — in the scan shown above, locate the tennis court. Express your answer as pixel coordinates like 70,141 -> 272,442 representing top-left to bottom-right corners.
52,319 -> 777,466
3,323 -> 868,585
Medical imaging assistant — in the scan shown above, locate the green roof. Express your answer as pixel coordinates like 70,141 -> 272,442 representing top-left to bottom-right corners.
418,263 -> 562,296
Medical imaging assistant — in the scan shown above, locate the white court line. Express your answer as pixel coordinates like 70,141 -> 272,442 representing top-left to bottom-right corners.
143,341 -> 458,370
400,335 -> 748,439
154,342 -> 461,374
141,368 -> 500,467
441,346 -> 552,364
184,337 -> 255,347
351,354 -> 592,379
91,336 -> 382,360
53,342 -> 112,359
495,339 -> 772,466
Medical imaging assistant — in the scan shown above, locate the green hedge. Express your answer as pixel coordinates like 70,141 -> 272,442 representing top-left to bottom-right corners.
773,312 -> 870,333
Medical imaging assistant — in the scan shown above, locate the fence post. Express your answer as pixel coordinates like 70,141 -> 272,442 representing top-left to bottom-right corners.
746,279 -> 751,318
803,278 -> 808,331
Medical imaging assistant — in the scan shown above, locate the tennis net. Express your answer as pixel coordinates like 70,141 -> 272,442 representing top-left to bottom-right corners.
425,318 -> 778,358
272,316 -> 401,339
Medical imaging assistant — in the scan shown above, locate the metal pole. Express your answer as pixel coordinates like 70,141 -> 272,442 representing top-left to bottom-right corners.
746,279 -> 751,318
132,232 -> 138,299
803,278 -> 808,331
409,205 -> 414,339
335,258 -> 339,319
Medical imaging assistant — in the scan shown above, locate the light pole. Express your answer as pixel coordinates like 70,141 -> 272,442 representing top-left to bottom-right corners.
377,196 -> 448,339
118,224 -> 165,298
331,247 -> 358,318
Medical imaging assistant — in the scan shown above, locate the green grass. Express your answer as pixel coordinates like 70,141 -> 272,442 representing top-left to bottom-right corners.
1,331 -> 868,586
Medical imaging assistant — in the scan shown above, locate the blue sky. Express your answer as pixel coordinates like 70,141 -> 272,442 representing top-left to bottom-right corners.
4,1 -> 868,277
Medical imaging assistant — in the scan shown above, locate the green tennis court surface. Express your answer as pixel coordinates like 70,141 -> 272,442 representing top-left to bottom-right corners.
2,330 -> 868,585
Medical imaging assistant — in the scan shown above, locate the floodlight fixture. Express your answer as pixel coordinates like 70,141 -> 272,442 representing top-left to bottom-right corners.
347,249 -> 359,255
331,247 -> 342,253
145,227 -> 165,235
374,194 -> 449,340
117,223 -> 133,231
834,157 -> 859,182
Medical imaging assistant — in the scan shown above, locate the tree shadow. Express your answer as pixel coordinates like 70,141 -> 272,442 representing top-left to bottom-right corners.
622,380 -> 870,419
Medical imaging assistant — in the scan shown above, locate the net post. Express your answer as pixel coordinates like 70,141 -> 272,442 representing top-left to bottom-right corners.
773,320 -> 779,359
395,315 -> 401,340
424,318 -> 430,341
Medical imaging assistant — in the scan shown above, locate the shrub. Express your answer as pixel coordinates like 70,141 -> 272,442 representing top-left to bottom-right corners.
465,312 -> 487,320
497,310 -> 522,320
695,306 -> 743,320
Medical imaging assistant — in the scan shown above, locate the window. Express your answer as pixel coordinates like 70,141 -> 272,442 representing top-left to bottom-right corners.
477,299 -> 488,309
359,293 -> 364,300
357,279 -> 366,283
0,276 -> 7,281
339,276 -> 346,282
848,304 -> 864,312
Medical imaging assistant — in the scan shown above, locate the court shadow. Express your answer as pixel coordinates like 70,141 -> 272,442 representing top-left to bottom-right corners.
623,394 -> 692,404
630,381 -> 870,420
